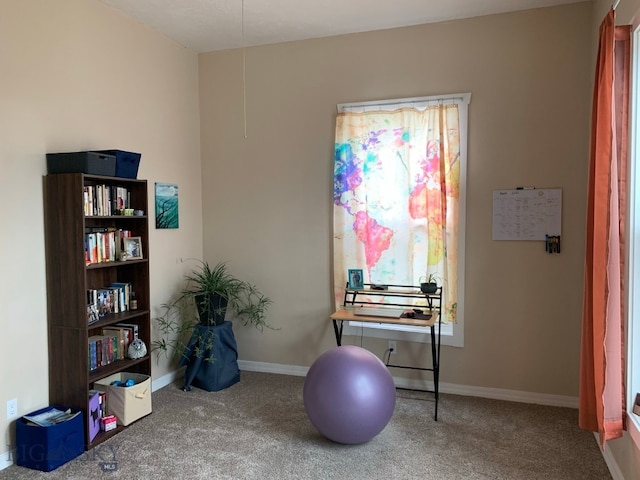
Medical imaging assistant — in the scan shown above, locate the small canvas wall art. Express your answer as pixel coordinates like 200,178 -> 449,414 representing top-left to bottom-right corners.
155,182 -> 179,229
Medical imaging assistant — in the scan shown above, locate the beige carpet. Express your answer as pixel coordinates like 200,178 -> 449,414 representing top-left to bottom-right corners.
0,371 -> 611,479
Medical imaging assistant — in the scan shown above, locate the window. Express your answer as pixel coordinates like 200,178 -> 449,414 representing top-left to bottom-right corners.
333,93 -> 470,347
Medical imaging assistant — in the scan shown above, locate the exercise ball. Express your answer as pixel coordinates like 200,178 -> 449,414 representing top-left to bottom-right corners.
303,345 -> 396,444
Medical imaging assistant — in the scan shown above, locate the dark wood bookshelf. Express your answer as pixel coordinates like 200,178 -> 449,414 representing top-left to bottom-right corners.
43,173 -> 151,450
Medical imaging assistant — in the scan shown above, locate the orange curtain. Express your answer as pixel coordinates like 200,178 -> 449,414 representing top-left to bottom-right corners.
579,9 -> 630,448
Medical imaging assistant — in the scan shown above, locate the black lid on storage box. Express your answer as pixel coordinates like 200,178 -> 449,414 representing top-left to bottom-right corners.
46,151 -> 116,177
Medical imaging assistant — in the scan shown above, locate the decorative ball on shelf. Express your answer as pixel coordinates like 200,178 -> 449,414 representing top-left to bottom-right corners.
128,338 -> 147,359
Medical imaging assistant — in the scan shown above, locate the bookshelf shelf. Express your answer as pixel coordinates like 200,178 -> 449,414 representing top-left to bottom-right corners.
85,258 -> 149,270
89,310 -> 150,330
44,173 -> 151,450
90,424 -> 124,446
88,356 -> 150,383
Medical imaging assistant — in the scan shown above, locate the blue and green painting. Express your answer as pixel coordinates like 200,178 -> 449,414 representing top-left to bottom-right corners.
155,182 -> 179,229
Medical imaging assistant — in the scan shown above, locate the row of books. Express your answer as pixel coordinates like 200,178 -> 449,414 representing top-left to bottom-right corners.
83,184 -> 131,217
88,323 -> 139,371
89,335 -> 118,371
84,227 -> 132,265
87,282 -> 133,322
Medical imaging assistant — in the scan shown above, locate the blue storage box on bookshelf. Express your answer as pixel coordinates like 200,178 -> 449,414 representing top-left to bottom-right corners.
46,151 -> 116,176
95,149 -> 141,179
15,405 -> 84,472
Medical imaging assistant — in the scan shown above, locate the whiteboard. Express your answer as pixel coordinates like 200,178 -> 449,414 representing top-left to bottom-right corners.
492,188 -> 562,241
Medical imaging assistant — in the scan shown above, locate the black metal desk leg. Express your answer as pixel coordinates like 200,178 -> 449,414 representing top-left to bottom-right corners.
430,326 -> 439,421
332,319 -> 343,346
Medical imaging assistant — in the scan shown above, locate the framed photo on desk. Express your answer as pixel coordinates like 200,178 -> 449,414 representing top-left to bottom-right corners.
348,269 -> 364,289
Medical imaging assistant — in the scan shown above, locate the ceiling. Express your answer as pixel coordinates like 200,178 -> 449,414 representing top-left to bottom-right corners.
99,0 -> 585,53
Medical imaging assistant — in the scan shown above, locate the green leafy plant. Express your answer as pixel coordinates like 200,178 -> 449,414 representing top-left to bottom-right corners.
419,272 -> 440,284
181,261 -> 272,329
151,299 -> 201,363
152,260 -> 273,364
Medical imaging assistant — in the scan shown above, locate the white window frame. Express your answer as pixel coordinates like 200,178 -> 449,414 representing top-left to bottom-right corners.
337,93 -> 470,348
627,22 -> 640,450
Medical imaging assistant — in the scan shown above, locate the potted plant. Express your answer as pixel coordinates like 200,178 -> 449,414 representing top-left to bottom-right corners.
182,260 -> 272,328
152,260 -> 272,362
419,273 -> 440,294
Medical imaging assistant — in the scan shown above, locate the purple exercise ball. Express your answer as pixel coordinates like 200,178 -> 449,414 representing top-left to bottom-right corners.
303,345 -> 396,444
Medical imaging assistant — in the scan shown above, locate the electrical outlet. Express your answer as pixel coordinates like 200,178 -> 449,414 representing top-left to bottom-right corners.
6,398 -> 17,419
388,340 -> 397,355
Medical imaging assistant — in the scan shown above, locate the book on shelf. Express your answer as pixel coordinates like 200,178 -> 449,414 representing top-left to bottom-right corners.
96,289 -> 113,317
101,327 -> 128,360
115,322 -> 139,341
120,327 -> 132,353
110,282 -> 131,312
88,334 -> 117,370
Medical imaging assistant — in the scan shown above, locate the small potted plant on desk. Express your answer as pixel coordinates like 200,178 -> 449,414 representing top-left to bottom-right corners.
152,260 -> 272,392
419,273 -> 440,294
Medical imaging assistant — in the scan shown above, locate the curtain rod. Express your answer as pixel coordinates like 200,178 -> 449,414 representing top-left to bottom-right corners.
337,93 -> 471,113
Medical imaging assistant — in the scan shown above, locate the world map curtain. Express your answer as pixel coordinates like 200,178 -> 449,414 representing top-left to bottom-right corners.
333,104 -> 461,323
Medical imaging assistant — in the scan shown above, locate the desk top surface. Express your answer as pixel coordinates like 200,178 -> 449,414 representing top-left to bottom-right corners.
330,307 -> 437,327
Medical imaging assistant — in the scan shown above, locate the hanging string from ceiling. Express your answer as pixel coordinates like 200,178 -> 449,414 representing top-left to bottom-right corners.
242,0 -> 247,139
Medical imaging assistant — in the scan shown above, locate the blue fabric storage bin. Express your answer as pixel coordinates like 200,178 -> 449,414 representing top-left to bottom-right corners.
15,405 -> 84,472
95,149 -> 141,179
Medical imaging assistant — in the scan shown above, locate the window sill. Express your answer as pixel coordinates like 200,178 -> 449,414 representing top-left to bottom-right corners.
629,412 -> 640,450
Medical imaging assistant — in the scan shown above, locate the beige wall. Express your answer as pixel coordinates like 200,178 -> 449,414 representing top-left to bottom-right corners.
200,3 -> 592,393
0,0 -> 203,462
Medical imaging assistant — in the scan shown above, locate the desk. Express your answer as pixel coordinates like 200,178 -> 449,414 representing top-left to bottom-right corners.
330,284 -> 442,420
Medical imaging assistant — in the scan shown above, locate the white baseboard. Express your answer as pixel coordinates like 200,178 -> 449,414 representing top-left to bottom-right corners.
238,359 -> 579,407
152,367 -> 185,392
238,360 -> 309,377
0,450 -> 13,471
597,433 -> 625,480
